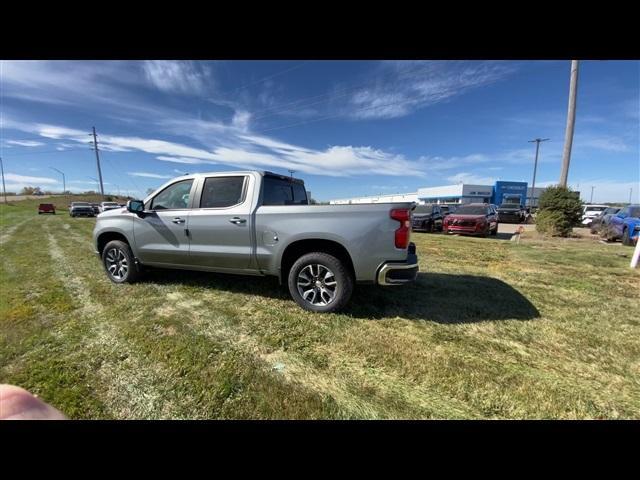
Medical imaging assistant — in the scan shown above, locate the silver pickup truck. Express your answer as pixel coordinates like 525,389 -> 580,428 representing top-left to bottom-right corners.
93,171 -> 418,312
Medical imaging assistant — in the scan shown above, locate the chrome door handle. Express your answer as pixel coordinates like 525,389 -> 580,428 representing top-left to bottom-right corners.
172,217 -> 186,224
229,217 -> 246,225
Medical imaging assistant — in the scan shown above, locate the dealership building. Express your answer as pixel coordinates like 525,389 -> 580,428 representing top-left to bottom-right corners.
329,181 -> 547,206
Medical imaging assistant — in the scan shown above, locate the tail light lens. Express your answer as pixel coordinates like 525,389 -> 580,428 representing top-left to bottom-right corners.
390,208 -> 411,249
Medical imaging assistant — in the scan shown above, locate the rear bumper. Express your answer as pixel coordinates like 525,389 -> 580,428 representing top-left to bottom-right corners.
377,243 -> 419,286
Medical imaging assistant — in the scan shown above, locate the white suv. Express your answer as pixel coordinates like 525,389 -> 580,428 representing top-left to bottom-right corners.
98,202 -> 121,213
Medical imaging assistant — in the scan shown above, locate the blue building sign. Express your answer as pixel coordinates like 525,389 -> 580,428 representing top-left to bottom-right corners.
492,181 -> 528,206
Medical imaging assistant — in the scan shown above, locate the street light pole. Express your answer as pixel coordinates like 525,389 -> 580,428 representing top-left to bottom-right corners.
0,156 -> 7,204
49,167 -> 66,195
527,138 -> 549,208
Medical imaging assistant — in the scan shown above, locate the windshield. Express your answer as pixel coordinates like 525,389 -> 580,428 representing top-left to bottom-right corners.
454,206 -> 488,215
103,203 -> 119,206
629,207 -> 640,218
72,202 -> 90,206
413,205 -> 433,214
586,206 -> 607,212
604,208 -> 619,215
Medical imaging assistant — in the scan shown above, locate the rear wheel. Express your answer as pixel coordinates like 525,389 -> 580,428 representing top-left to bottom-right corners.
102,240 -> 141,283
288,252 -> 353,313
622,227 -> 633,246
426,220 -> 434,233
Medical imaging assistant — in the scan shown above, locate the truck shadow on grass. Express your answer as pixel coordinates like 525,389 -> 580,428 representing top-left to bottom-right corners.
142,270 -> 539,324
347,273 -> 539,323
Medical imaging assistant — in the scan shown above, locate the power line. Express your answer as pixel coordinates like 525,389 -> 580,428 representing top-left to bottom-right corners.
220,61 -> 309,95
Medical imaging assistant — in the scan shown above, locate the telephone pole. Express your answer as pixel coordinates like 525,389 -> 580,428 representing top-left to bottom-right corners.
590,186 -> 595,203
559,60 -> 580,187
90,127 -> 105,198
629,188 -> 633,204
0,156 -> 7,204
528,138 -> 549,208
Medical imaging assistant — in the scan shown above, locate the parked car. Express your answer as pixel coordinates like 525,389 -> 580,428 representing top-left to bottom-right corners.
605,205 -> 640,246
93,171 -> 419,313
581,204 -> 609,227
411,204 -> 444,232
90,203 -> 101,215
69,202 -> 95,217
589,207 -> 620,234
38,203 -> 56,215
99,201 -> 121,213
443,203 -> 499,236
496,201 -> 527,223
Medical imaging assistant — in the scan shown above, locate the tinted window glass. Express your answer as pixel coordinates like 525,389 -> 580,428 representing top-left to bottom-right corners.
629,207 -> 640,218
413,205 -> 431,214
263,176 -> 308,206
151,180 -> 193,210
200,176 -> 245,208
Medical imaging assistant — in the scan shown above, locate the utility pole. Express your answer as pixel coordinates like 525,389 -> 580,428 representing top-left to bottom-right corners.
49,167 -> 66,195
559,60 -> 580,187
528,138 -> 549,208
0,156 -> 7,204
90,127 -> 105,198
629,188 -> 633,204
590,186 -> 595,203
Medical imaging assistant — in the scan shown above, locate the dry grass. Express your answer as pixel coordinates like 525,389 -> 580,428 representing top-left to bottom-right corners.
1,196 -> 639,418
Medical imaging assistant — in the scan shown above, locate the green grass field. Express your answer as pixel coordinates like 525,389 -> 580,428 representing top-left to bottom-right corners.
1,196 -> 639,419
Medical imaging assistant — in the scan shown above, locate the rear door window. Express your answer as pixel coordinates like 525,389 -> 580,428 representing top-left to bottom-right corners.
199,176 -> 246,208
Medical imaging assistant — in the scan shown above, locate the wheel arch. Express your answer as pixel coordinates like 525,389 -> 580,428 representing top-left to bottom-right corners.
280,238 -> 355,284
96,231 -> 133,256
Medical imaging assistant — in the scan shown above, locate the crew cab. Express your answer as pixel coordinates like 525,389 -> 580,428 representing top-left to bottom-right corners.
93,171 -> 419,312
443,203 -> 499,237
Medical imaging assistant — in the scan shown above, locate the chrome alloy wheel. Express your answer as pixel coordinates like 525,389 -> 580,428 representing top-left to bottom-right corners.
296,264 -> 337,306
105,248 -> 128,280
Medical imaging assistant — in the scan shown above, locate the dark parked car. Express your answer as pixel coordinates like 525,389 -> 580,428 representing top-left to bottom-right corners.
412,204 -> 444,232
496,202 -> 527,223
443,203 -> 499,237
69,202 -> 95,217
589,207 -> 620,234
38,203 -> 56,214
90,203 -> 101,215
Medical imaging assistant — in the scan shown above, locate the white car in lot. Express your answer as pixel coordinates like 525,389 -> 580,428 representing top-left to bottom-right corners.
581,204 -> 609,226
98,202 -> 122,213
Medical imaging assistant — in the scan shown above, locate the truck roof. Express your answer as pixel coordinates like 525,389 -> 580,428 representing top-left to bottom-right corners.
172,170 -> 304,184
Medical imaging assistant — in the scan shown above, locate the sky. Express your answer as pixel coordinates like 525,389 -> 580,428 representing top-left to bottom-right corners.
0,60 -> 638,203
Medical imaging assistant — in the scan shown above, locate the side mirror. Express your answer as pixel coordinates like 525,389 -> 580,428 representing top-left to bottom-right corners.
127,200 -> 145,214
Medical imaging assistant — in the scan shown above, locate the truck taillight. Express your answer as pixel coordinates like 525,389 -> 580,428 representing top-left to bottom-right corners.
390,208 -> 411,249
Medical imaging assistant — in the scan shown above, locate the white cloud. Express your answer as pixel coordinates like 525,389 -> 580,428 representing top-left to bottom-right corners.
127,172 -> 173,179
4,173 -> 58,184
156,156 -> 209,165
344,61 -> 516,120
143,61 -> 211,95
6,140 -> 45,147
447,172 -> 498,185
577,135 -> 630,152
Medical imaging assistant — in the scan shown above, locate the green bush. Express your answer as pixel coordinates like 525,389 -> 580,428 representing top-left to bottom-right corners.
535,185 -> 582,237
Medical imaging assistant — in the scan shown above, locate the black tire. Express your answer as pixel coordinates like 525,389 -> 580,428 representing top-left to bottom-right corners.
491,223 -> 498,235
426,220 -> 434,233
102,240 -> 142,284
622,227 -> 633,246
287,252 -> 353,313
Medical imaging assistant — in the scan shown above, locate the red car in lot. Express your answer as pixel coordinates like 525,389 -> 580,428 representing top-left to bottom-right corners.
443,203 -> 498,237
38,203 -> 56,215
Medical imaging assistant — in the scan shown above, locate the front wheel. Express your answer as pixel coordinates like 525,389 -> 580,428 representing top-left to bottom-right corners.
288,252 -> 353,313
102,240 -> 141,283
622,228 -> 633,246
491,223 -> 498,235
